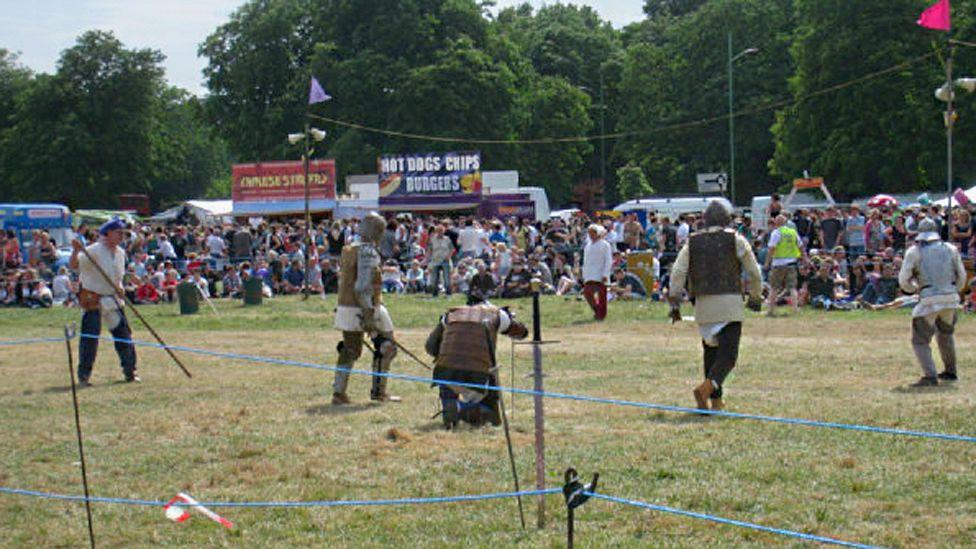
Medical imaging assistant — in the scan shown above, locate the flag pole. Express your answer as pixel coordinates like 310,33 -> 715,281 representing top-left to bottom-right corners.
947,34 -> 955,216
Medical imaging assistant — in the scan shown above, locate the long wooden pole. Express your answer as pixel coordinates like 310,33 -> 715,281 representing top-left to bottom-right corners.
64,324 -> 96,549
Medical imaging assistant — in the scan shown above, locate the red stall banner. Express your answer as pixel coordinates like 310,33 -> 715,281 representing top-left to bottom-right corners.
232,160 -> 336,202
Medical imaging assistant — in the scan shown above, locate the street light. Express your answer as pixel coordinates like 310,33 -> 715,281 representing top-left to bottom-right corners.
728,32 -> 759,206
287,124 -> 326,299
934,74 -> 976,212
579,71 -> 607,192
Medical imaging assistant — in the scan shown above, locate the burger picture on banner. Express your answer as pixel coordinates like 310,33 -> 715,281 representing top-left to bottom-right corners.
378,152 -> 482,199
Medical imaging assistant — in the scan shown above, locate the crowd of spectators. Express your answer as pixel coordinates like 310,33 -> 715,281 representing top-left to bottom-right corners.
1,198 -> 973,313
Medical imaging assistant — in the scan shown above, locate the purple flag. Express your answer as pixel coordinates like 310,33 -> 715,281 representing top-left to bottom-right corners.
308,76 -> 331,105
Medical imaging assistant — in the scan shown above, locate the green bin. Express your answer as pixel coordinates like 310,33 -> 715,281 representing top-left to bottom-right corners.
243,276 -> 263,306
177,282 -> 200,315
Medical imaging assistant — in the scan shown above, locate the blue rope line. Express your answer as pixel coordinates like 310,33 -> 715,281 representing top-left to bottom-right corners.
586,492 -> 885,549
0,486 -> 560,508
0,337 -> 65,347
81,333 -> 976,444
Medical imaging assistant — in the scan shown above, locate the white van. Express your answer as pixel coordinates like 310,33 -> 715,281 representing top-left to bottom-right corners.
613,197 -> 714,220
749,194 -> 834,230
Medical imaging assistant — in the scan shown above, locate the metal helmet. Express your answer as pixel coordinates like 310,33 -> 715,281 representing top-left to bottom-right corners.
702,198 -> 734,227
915,218 -> 941,242
359,213 -> 386,245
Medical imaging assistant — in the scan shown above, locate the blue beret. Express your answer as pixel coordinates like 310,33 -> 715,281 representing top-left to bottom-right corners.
99,218 -> 126,235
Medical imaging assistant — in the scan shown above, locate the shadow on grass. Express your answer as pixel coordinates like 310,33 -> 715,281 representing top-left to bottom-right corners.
890,383 -> 958,394
643,411 -> 714,425
305,403 -> 373,415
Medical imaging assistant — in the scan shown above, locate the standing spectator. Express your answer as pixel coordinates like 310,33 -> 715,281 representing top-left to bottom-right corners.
765,214 -> 805,315
457,219 -> 484,260
864,209 -> 888,255
231,227 -> 253,262
622,213 -> 644,251
845,206 -> 867,258
898,218 -> 967,386
582,224 -> 613,321
426,224 -> 454,297
818,207 -> 844,251
950,209 -> 972,251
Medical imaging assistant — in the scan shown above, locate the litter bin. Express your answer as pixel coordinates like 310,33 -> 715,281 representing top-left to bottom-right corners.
177,282 -> 199,315
243,276 -> 263,306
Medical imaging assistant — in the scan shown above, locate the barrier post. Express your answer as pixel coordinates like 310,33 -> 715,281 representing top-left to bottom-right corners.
63,324 -> 96,549
530,278 -> 545,528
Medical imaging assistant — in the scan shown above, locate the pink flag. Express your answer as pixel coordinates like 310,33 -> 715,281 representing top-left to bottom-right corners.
308,76 -> 331,105
917,0 -> 951,31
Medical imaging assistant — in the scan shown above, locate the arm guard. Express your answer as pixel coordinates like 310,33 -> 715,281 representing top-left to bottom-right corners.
425,316 -> 446,358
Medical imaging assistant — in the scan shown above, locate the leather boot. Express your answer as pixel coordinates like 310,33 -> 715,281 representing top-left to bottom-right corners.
693,380 -> 713,410
332,393 -> 351,405
710,397 -> 724,411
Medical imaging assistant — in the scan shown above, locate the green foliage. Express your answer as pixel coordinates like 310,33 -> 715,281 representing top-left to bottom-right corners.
616,162 -> 655,200
616,0 -> 793,204
0,32 -> 228,208
771,0 -> 976,197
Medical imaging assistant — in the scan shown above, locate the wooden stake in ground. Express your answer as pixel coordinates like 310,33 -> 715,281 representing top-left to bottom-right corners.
63,324 -> 96,549
77,245 -> 192,378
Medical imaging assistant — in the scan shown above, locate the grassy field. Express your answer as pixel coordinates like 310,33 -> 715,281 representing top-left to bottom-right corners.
0,295 -> 973,547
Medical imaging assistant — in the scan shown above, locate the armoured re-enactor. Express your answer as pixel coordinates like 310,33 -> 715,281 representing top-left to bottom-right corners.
331,213 -> 399,404
668,198 -> 762,411
897,217 -> 967,386
424,300 -> 527,429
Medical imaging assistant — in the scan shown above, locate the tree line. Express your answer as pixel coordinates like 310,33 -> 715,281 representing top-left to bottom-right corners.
2,0 -> 975,210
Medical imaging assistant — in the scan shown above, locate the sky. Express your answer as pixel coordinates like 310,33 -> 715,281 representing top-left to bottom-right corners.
0,1 -> 644,96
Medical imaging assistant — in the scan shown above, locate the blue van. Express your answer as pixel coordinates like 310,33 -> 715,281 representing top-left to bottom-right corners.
0,204 -> 74,268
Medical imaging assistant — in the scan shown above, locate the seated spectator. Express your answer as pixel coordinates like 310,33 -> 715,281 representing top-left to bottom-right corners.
0,275 -> 14,306
20,270 -> 53,308
468,259 -> 496,302
222,265 -> 242,298
282,260 -> 305,294
805,261 -> 840,309
609,268 -> 647,300
404,260 -> 426,293
52,266 -> 74,306
556,265 -> 580,297
527,255 -> 554,292
381,260 -> 404,293
452,262 -> 473,295
858,263 -> 899,306
162,269 -> 179,302
501,261 -> 532,298
319,258 -> 338,294
135,277 -> 161,304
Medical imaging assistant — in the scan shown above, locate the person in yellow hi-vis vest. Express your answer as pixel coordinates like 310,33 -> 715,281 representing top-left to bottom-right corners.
764,214 -> 806,316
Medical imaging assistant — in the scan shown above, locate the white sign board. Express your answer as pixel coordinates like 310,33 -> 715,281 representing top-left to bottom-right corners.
696,173 -> 727,193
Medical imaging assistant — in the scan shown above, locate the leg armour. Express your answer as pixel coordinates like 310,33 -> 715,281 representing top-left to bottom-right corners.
370,332 -> 397,399
333,332 -> 363,395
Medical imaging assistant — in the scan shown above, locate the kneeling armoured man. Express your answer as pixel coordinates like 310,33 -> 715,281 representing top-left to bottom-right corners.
332,213 -> 399,404
425,301 -> 528,429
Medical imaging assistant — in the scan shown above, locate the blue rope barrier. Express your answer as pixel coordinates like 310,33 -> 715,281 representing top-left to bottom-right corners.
81,333 -> 976,445
0,337 -> 64,347
585,492 -> 885,549
0,486 -> 560,508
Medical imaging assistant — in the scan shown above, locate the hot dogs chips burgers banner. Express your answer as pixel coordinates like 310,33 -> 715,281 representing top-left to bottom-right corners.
378,152 -> 482,206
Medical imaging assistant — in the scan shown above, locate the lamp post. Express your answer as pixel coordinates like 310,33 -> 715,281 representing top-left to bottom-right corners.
935,74 -> 976,212
580,75 -> 607,190
727,32 -> 759,206
287,125 -> 326,299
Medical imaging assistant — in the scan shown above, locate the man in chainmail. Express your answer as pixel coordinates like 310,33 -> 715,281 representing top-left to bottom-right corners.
898,218 -> 967,387
331,213 -> 399,404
